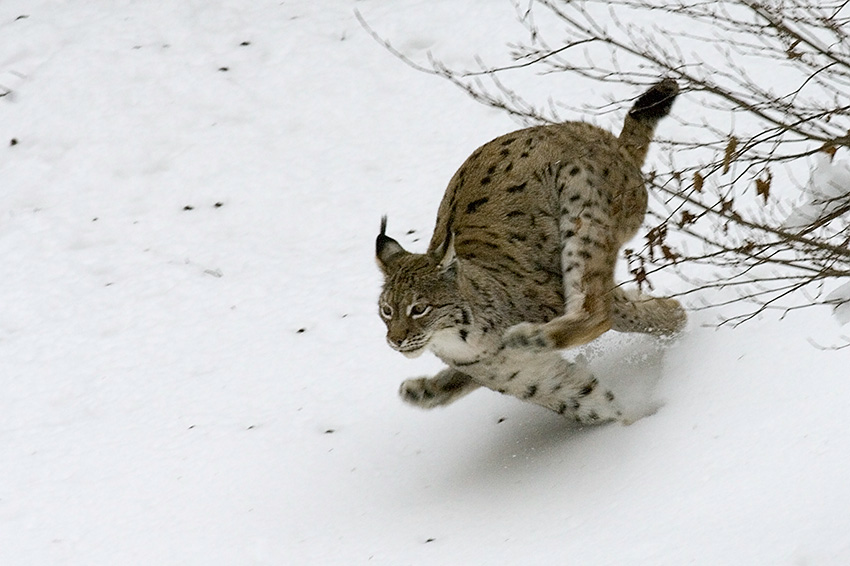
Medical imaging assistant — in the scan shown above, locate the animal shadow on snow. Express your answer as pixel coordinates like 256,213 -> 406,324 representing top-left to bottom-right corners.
450,332 -> 675,483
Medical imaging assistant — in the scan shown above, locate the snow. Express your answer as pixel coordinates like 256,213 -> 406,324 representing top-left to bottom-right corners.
785,150 -> 850,231
826,282 -> 850,326
784,149 -> 850,327
0,1 -> 848,564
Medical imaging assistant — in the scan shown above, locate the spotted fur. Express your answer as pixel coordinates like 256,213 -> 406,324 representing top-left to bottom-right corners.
376,79 -> 685,424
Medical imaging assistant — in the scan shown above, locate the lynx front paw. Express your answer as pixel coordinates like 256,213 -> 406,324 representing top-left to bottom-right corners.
503,322 -> 555,352
399,377 -> 446,409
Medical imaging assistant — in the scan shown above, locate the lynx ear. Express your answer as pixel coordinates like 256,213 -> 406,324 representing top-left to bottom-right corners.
376,216 -> 407,273
434,228 -> 457,273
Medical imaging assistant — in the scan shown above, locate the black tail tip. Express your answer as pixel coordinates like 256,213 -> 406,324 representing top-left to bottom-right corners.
628,78 -> 679,122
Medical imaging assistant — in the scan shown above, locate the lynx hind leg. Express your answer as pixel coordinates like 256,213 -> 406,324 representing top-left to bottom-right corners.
515,161 -> 611,320
547,165 -> 622,348
399,368 -> 480,409
610,288 -> 687,336
503,166 -> 617,352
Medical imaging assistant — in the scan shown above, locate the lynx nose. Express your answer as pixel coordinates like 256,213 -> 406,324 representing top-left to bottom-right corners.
387,335 -> 405,349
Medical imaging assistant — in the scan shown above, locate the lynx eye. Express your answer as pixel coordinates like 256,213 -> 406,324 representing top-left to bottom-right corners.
408,303 -> 432,319
380,304 -> 393,320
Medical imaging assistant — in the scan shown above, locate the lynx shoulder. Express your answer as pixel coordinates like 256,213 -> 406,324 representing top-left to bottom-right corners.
376,79 -> 686,424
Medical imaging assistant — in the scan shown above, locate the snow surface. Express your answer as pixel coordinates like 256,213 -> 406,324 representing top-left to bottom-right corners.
785,150 -> 850,232
0,1 -> 848,564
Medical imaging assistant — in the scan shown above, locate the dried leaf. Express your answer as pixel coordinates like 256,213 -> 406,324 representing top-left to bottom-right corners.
679,209 -> 697,228
821,144 -> 837,159
722,136 -> 738,174
693,171 -> 704,193
625,250 -> 652,291
661,244 -> 679,261
630,263 -> 653,291
755,171 -> 771,204
645,224 -> 667,250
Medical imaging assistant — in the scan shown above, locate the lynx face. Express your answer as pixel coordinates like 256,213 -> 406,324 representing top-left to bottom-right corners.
378,251 -> 463,358
376,219 -> 468,358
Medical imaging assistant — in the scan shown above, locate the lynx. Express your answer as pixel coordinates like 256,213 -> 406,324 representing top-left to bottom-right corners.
376,79 -> 686,424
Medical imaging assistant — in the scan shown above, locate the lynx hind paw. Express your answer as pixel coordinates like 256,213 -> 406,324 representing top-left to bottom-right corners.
662,298 -> 688,335
503,322 -> 555,352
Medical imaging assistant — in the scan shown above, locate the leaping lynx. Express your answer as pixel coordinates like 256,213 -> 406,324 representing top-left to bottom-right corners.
376,79 -> 686,424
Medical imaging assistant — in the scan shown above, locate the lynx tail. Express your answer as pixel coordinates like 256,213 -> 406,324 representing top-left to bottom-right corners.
618,78 -> 679,166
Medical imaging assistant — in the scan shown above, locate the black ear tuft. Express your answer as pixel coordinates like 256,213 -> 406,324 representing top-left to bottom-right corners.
376,215 -> 406,272
629,78 -> 679,122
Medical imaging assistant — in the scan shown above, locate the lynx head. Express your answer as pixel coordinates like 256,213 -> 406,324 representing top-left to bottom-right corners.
375,216 -> 465,358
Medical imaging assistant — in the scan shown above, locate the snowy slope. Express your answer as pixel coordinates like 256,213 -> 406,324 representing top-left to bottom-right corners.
0,1 -> 848,565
